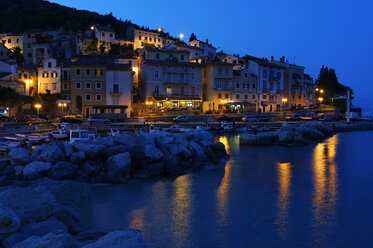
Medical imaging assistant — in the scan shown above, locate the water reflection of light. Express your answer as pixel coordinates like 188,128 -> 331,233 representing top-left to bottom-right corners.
171,175 -> 192,243
218,136 -> 230,154
216,160 -> 232,225
275,162 -> 292,239
129,208 -> 145,230
312,134 -> 339,243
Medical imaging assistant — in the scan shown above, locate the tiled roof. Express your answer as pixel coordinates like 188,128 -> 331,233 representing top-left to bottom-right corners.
106,63 -> 131,71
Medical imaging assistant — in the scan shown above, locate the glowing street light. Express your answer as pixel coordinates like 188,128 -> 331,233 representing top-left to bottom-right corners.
282,98 -> 288,103
315,88 -> 319,92
90,26 -> 95,31
318,97 -> 324,102
179,33 -> 184,39
132,67 -> 138,74
34,103 -> 42,117
320,89 -> 324,94
157,28 -> 162,32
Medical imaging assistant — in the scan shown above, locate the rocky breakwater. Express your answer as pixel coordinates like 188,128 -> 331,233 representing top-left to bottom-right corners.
1,130 -> 228,185
240,123 -> 335,146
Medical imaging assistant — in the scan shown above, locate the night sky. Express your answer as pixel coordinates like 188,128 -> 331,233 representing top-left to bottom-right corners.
50,0 -> 373,113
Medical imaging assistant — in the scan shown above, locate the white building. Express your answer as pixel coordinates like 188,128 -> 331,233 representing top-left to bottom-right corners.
106,63 -> 133,118
1,34 -> 23,52
133,29 -> 163,50
37,58 -> 61,94
166,43 -> 204,61
189,38 -> 217,59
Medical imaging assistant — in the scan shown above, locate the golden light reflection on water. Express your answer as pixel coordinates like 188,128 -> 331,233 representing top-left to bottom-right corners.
218,136 -> 230,154
275,162 -> 292,239
312,134 -> 339,241
216,160 -> 232,225
171,175 -> 192,242
129,208 -> 145,231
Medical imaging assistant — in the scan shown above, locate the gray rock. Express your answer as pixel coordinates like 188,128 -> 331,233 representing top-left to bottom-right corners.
164,153 -> 182,175
82,160 -> 104,177
23,161 -> 52,180
63,142 -> 74,158
146,163 -> 164,176
188,142 -> 208,161
144,144 -> 163,163
94,136 -> 115,147
53,206 -> 83,235
0,159 -> 11,171
48,161 -> 78,180
104,145 -> 129,157
72,141 -> 106,160
12,232 -> 79,248
31,144 -> 65,163
278,130 -> 294,144
0,186 -> 58,225
70,151 -> 85,165
8,148 -> 30,166
0,203 -> 20,235
106,152 -> 131,176
3,217 -> 67,248
81,229 -> 145,248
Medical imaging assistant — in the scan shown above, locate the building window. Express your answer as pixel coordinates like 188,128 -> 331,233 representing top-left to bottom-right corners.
263,80 -> 267,89
96,82 -> 102,89
191,87 -> 196,95
225,68 -> 229,75
218,68 -> 222,75
225,93 -> 229,99
42,72 -> 49,78
277,72 -> 281,78
95,69 -> 103,76
96,94 -> 102,101
244,95 -> 248,99
139,36 -> 142,40
52,83 -> 57,91
169,54 -> 173,60
102,33 -> 105,37
166,87 -> 172,94
86,69 -> 91,76
263,70 -> 267,77
236,94 -> 240,99
109,33 -> 113,38
28,44 -> 31,48
236,83 -> 239,89
86,82 -> 91,89
218,93 -> 222,99
149,37 -> 152,42
263,95 -> 267,99
154,86 -> 159,94
48,62 -> 52,68
252,95 -> 256,100
51,72 -> 58,78
154,71 -> 160,79
158,38 -> 160,42
191,72 -> 195,81
156,53 -> 160,59
145,36 -> 148,41
76,82 -> 81,89
7,39 -> 11,44
245,73 -> 248,78
85,94 -> 91,101
63,84 -> 68,90
252,84 -> 256,89
76,68 -> 81,76
63,71 -> 68,80
181,55 -> 184,61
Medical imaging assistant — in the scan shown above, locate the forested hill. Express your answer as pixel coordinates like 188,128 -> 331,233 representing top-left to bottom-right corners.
0,0 -> 136,36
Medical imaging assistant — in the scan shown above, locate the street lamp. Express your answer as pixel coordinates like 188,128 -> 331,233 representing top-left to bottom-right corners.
90,26 -> 95,31
34,103 -> 42,117
318,97 -> 324,102
319,89 -> 324,94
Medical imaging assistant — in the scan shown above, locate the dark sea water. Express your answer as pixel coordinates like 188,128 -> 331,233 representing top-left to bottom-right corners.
88,131 -> 373,248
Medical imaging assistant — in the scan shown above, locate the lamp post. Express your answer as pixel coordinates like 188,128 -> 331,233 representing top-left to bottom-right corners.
34,104 -> 41,117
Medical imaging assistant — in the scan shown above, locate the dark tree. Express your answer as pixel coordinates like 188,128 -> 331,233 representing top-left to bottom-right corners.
7,46 -> 24,63
189,33 -> 197,42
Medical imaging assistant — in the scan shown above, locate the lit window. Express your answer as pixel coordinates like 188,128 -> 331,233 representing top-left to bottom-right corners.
51,72 -> 58,78
95,69 -> 103,76
166,87 -> 172,94
42,72 -> 49,78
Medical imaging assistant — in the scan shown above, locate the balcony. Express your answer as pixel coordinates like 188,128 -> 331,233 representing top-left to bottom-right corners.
153,92 -> 201,100
163,78 -> 189,84
213,86 -> 232,91
163,67 -> 189,73
110,88 -> 123,95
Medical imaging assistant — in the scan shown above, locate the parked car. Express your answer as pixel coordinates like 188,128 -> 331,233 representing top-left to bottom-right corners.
15,115 -> 46,122
173,115 -> 189,122
60,115 -> 83,124
88,116 -> 110,125
0,114 -> 12,122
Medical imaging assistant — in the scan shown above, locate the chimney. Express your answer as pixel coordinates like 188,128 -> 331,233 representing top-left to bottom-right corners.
271,56 -> 274,61
206,38 -> 208,44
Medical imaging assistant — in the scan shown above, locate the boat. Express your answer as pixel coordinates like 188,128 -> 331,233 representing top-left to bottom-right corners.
69,129 -> 97,143
51,129 -> 69,140
220,121 -> 235,132
167,124 -> 190,133
107,128 -> 121,136
196,124 -> 212,131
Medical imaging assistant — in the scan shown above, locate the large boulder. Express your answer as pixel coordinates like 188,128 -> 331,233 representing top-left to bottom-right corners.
3,216 -> 67,248
144,144 -> 163,163
12,233 -> 79,248
94,136 -> 116,148
23,161 -> 52,180
53,206 -> 83,235
106,152 -> 131,177
0,203 -> 20,235
278,130 -> 294,144
81,229 -> 145,248
104,145 -> 129,157
48,162 -> 78,180
70,151 -> 85,165
82,160 -> 104,177
63,142 -> 74,158
31,144 -> 65,163
146,162 -> 164,176
72,141 -> 106,160
8,148 -> 30,166
0,186 -> 58,225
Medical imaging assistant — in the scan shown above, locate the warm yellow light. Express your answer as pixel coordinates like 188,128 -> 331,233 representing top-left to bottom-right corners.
318,97 -> 324,102
58,103 -> 62,107
315,88 -> 319,91
63,103 -> 67,107
145,101 -> 149,105
90,26 -> 95,31
132,67 -> 138,73
179,33 -> 184,39
320,89 -> 324,94
220,100 -> 224,103
34,104 -> 41,109
157,28 -> 162,32
282,98 -> 288,102
149,101 -> 153,105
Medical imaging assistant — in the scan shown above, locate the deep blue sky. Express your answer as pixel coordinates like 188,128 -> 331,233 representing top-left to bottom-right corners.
50,0 -> 373,111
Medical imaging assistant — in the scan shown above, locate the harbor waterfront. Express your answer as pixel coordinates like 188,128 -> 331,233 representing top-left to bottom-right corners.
85,131 -> 373,248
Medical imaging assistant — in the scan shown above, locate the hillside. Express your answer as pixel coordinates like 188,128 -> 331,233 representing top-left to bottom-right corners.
0,0 -> 135,36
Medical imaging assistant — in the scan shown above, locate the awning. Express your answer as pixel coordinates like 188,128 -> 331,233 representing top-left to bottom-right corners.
92,105 -> 128,109
152,96 -> 202,101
